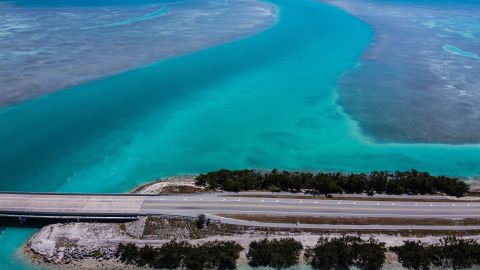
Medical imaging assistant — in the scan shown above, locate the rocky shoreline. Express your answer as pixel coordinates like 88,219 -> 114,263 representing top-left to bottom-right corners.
24,215 -> 480,269
130,176 -> 201,195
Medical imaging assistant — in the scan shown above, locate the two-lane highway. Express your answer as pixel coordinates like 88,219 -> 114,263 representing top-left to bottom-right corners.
1,192 -> 480,229
140,195 -> 480,219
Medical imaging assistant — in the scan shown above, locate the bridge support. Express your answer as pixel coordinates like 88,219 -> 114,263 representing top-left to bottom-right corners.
18,216 -> 26,224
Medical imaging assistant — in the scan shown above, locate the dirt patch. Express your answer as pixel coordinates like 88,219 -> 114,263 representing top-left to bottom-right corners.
143,216 -> 250,239
217,214 -> 480,226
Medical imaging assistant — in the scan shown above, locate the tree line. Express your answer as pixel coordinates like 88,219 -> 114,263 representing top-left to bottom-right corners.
195,169 -> 469,197
115,237 -> 480,270
116,240 -> 243,270
390,236 -> 480,270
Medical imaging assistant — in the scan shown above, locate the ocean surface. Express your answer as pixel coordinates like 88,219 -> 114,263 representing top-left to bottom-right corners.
0,0 -> 275,106
329,0 -> 480,143
0,0 -> 479,269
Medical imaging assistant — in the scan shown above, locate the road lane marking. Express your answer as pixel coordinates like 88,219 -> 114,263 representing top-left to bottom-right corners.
140,203 -> 480,212
179,209 -> 480,218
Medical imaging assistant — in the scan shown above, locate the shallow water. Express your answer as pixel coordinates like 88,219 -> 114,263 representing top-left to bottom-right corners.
0,0 -> 275,106
330,0 -> 480,143
0,0 -> 479,268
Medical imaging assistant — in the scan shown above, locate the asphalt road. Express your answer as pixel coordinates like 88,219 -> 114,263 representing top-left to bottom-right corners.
1,192 -> 480,229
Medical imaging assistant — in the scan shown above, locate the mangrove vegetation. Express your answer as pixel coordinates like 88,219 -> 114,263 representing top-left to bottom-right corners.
195,169 -> 469,197
115,237 -> 480,270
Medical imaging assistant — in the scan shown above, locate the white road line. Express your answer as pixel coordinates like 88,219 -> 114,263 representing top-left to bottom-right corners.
192,209 -> 480,218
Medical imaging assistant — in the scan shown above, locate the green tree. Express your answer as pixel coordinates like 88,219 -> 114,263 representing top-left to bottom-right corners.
137,245 -> 155,267
196,214 -> 206,229
306,236 -> 386,270
203,240 -> 243,270
368,171 -> 388,194
390,241 -> 432,270
151,241 -> 192,269
435,236 -> 480,269
116,243 -> 139,265
343,174 -> 367,194
184,244 -> 208,270
354,238 -> 386,270
247,238 -> 303,269
305,236 -> 356,270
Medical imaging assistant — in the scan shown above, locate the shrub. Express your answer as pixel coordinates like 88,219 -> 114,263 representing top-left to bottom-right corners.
434,236 -> 480,269
196,214 -> 207,229
354,238 -> 387,270
305,236 -> 386,270
247,238 -> 303,269
390,237 -> 480,270
202,240 -> 244,270
305,236 -> 356,270
390,241 -> 434,270
151,241 -> 191,269
116,243 -> 139,265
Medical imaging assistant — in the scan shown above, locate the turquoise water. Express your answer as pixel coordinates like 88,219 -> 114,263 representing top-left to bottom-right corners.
0,0 -> 480,268
443,44 -> 480,59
